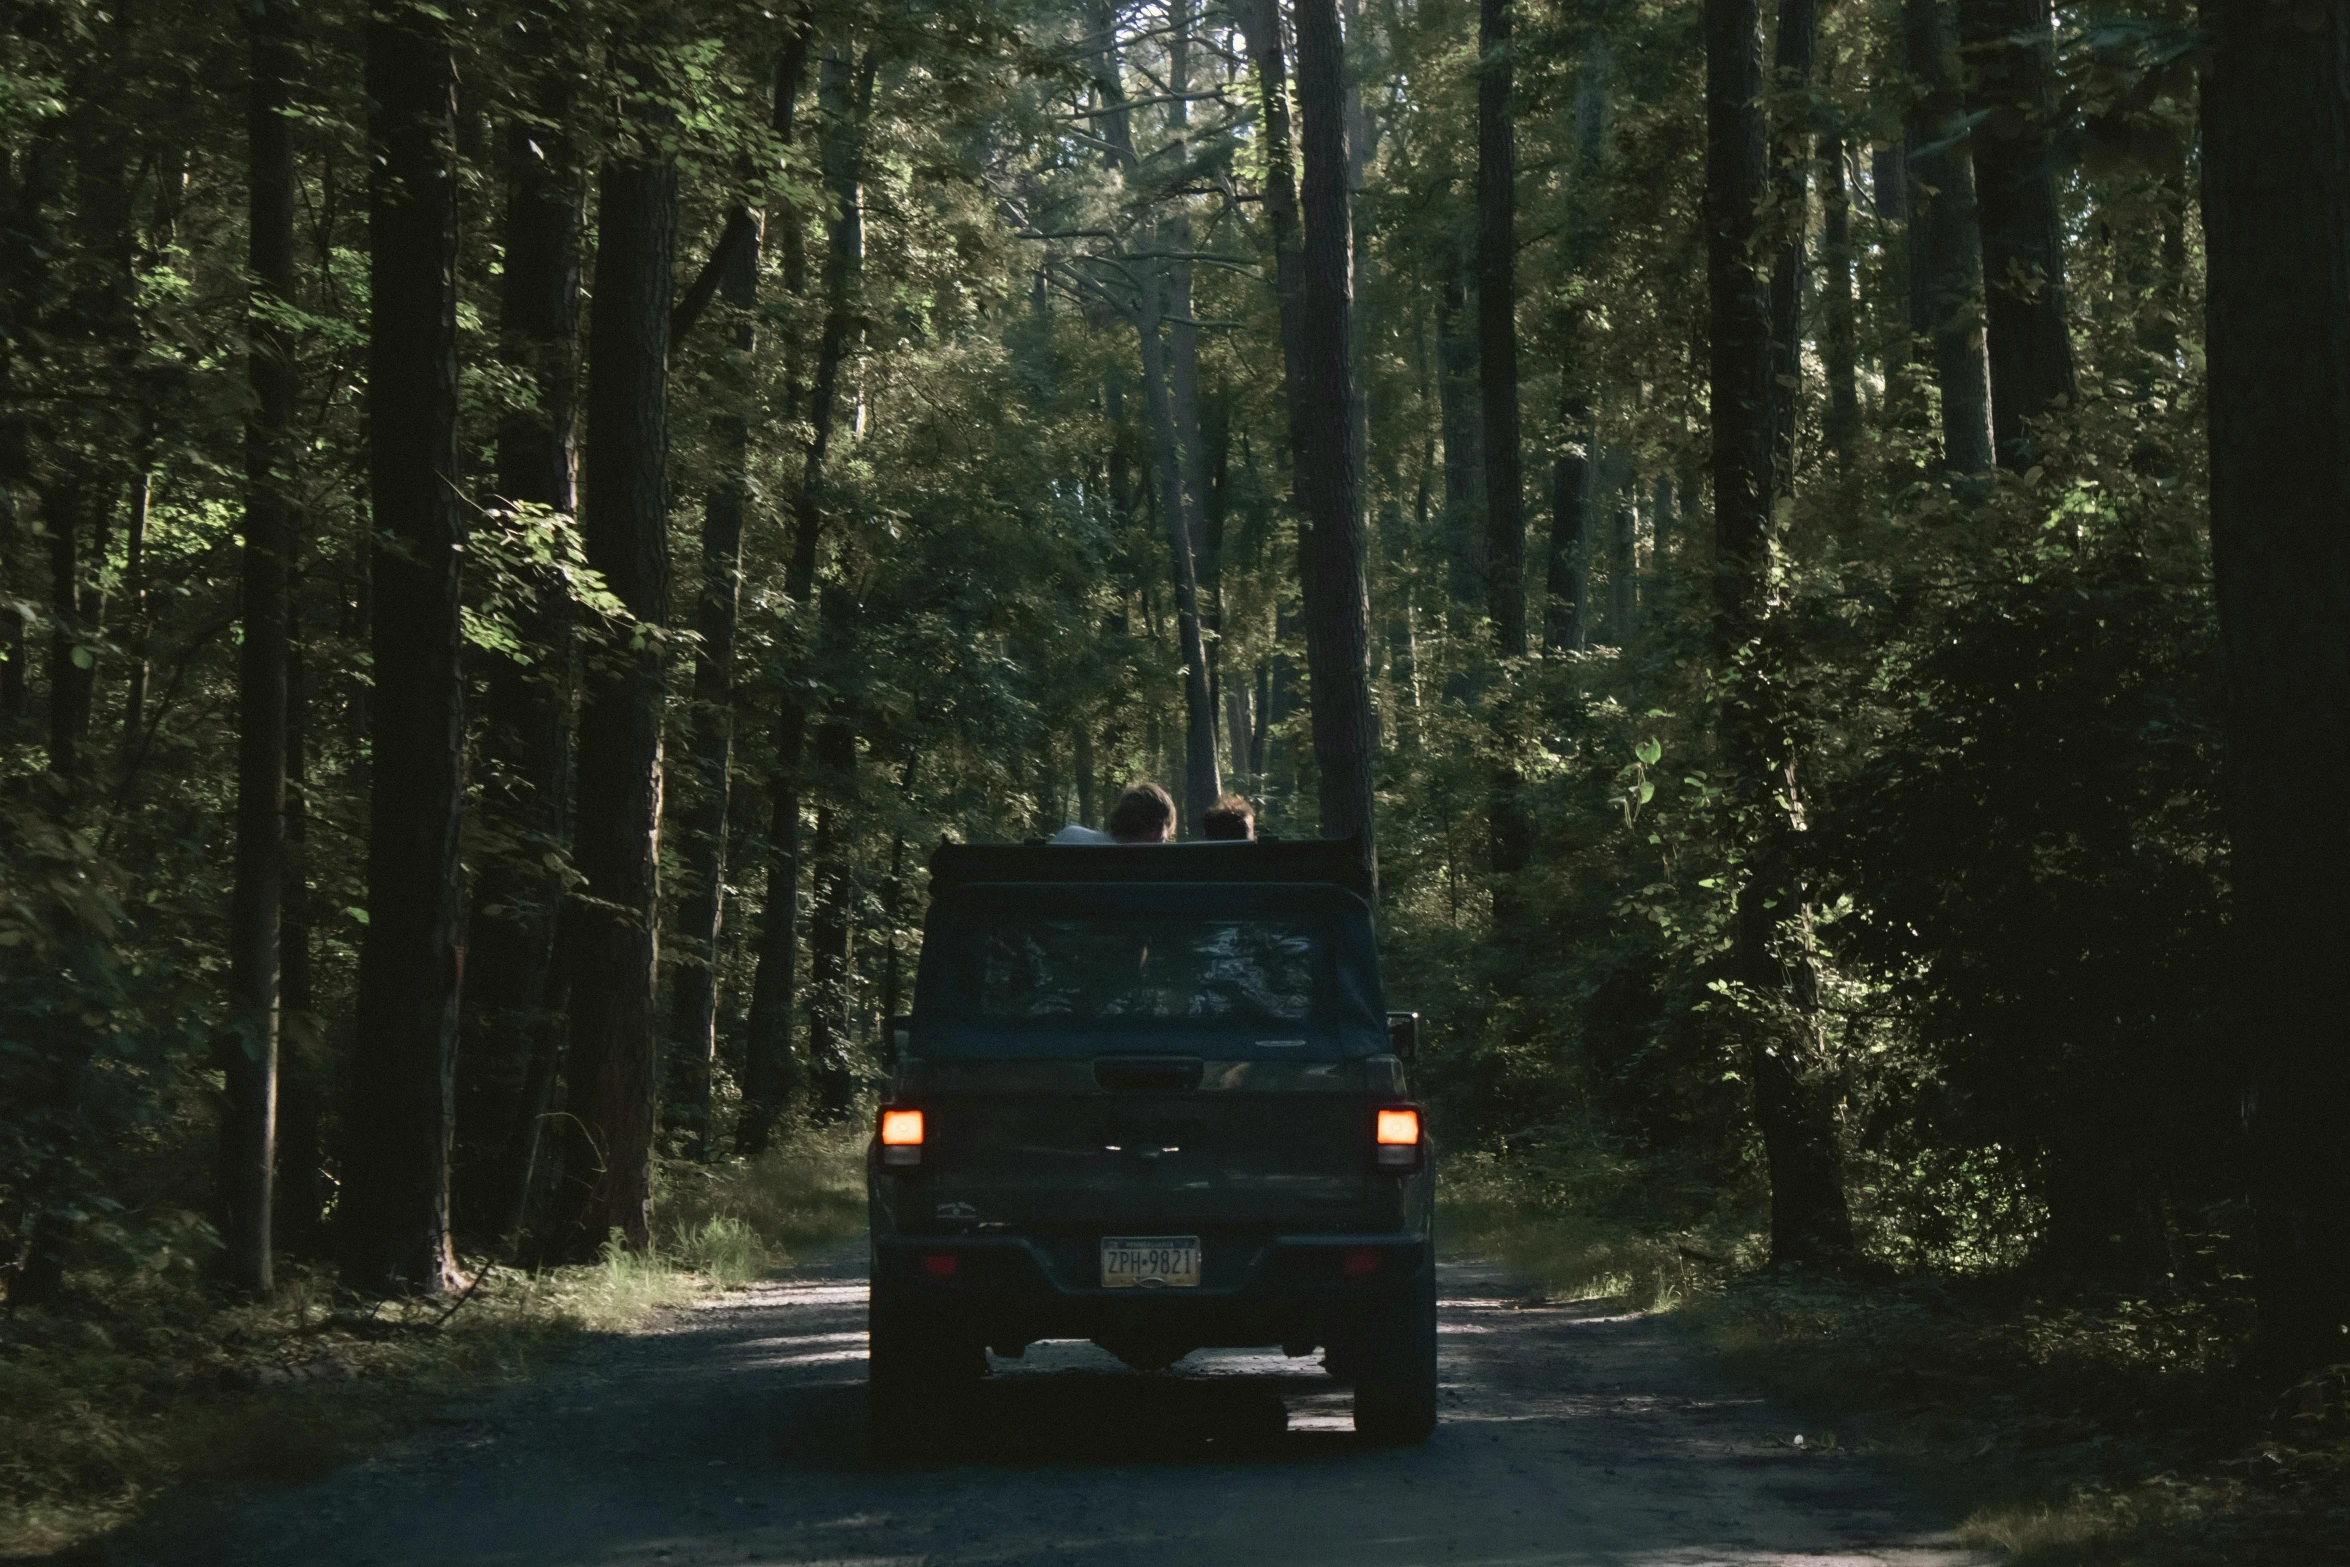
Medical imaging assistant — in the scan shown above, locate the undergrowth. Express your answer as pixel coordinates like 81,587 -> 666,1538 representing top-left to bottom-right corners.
1435,1122 -> 1766,1309
0,1127 -> 868,1560
1446,1136 -> 2350,1566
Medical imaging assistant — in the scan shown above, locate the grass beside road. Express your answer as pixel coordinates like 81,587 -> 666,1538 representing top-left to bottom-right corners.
1443,1167 -> 2350,1565
0,1128 -> 868,1561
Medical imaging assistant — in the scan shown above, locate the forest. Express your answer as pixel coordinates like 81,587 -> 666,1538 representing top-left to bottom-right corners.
2,0 -> 2348,1542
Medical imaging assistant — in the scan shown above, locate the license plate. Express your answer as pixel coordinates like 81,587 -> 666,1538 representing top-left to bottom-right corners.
1100,1235 -> 1201,1288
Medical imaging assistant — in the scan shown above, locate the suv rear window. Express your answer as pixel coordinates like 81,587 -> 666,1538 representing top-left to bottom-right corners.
978,917 -> 1323,1024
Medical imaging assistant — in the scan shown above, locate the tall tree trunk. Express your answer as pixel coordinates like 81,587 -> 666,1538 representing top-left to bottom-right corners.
1706,0 -> 1856,1269
740,31 -> 847,1155
1476,0 -> 1523,660
2202,0 -> 2350,1385
43,480 -> 98,776
1477,0 -> 1530,882
1293,0 -> 1376,848
342,0 -> 465,1296
805,622 -> 859,1118
1434,273 -> 1485,632
456,1 -> 582,1247
1134,263 -> 1223,829
1959,0 -> 2074,469
1764,0 -> 1820,496
276,631 -> 329,1254
1090,10 -> 1220,828
667,200 -> 759,1159
1869,133 -> 1911,373
1545,386 -> 1587,653
220,0 -> 297,1298
1902,0 -> 1995,474
1818,130 -> 1861,458
1608,498 -> 1637,641
558,38 -> 678,1257
1236,0 -> 1317,790
120,146 -> 183,757
1167,0 -> 1223,779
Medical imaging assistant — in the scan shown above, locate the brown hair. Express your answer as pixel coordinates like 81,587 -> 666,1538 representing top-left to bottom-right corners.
1106,778 -> 1177,842
1201,793 -> 1256,841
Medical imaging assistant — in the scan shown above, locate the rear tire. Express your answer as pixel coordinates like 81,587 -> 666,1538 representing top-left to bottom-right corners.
867,1284 -> 985,1462
1351,1246 -> 1438,1446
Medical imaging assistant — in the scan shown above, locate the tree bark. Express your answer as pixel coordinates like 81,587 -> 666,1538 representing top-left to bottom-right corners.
456,0 -> 582,1247
1764,0 -> 1819,496
1545,387 -> 1587,654
1902,0 -> 1995,474
221,0 -> 297,1297
1293,0 -> 1376,849
1608,499 -> 1637,642
276,631 -> 328,1254
1435,272 -> 1485,630
740,32 -> 849,1155
1959,0 -> 2074,469
557,38 -> 678,1257
1086,9 -> 1219,829
2201,0 -> 2350,1385
1706,0 -> 1856,1269
342,0 -> 465,1295
1476,0 -> 1524,660
43,479 -> 98,777
666,201 -> 757,1160
1818,130 -> 1861,458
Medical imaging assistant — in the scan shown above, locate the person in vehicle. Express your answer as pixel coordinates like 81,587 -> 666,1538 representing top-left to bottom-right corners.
1202,793 -> 1256,840
1105,778 -> 1177,843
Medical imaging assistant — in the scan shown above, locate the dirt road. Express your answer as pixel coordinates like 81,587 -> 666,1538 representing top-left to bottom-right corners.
149,1255 -> 1992,1566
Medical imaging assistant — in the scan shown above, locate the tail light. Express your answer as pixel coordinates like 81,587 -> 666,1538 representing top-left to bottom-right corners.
879,1107 -> 924,1167
1375,1106 -> 1423,1171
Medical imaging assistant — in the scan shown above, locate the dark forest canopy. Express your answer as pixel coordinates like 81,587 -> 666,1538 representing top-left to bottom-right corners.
1,0 -> 2345,1386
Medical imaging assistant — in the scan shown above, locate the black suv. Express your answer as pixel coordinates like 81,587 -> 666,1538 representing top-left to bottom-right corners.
866,834 -> 1436,1454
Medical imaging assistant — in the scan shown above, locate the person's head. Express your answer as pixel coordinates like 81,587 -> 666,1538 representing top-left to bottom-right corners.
1201,793 -> 1256,841
1106,778 -> 1177,843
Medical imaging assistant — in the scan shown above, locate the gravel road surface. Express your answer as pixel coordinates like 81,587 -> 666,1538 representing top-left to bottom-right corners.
146,1254 -> 1993,1567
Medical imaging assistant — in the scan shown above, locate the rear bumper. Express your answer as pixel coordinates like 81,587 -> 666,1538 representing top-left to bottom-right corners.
871,1231 -> 1431,1350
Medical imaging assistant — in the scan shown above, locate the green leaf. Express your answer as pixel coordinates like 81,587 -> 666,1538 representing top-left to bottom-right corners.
1635,737 -> 1662,767
346,906 -> 369,926
69,645 -> 95,670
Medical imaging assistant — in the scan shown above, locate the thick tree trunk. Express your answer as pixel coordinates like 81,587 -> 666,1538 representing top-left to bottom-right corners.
1959,0 -> 2074,469
2201,0 -> 2350,1385
342,0 -> 465,1296
1293,0 -> 1376,848
1764,0 -> 1819,495
456,4 -> 582,1247
1706,0 -> 1856,1269
558,50 -> 678,1257
220,0 -> 297,1298
1818,131 -> 1861,458
1902,0 -> 1995,474
666,202 -> 759,1159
